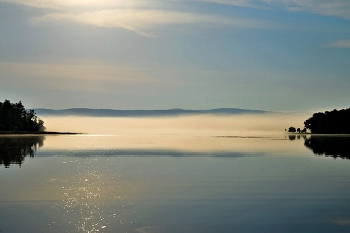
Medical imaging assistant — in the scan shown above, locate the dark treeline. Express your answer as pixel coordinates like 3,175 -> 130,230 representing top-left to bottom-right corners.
0,136 -> 45,167
0,100 -> 45,132
304,108 -> 350,134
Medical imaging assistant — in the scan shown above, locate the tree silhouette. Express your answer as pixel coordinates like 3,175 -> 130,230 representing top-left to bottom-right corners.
288,127 -> 296,133
304,108 -> 350,134
0,99 -> 45,132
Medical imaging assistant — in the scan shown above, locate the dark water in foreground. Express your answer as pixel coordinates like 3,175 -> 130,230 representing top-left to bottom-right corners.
1,134 -> 350,233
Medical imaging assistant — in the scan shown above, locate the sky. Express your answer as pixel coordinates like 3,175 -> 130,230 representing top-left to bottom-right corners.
0,0 -> 349,111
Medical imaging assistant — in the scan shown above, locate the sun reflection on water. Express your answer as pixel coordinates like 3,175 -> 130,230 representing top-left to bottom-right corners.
49,157 -> 136,232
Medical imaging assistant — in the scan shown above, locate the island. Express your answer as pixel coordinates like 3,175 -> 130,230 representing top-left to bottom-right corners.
0,99 -> 77,134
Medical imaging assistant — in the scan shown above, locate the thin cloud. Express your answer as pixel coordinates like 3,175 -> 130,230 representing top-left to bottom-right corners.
30,9 -> 277,37
328,39 -> 350,48
262,0 -> 350,20
0,61 -> 157,91
195,0 -> 350,20
1,60 -> 156,82
199,0 -> 254,7
0,0 -> 147,9
2,0 -> 281,37
3,0 -> 350,21
198,0 -> 268,9
332,219 -> 350,226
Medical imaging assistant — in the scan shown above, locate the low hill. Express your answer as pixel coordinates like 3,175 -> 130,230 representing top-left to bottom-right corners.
34,108 -> 272,117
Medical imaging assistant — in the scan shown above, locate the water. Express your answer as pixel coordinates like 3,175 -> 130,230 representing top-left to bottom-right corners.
1,134 -> 350,233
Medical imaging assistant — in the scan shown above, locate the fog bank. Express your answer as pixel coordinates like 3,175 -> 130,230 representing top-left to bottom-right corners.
43,113 -> 309,136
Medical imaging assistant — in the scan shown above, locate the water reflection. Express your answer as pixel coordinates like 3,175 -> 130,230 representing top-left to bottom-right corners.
2,135 -> 350,232
39,149 -> 257,158
288,134 -> 306,141
304,136 -> 350,159
53,166 -> 108,232
49,158 -> 132,233
0,136 -> 45,167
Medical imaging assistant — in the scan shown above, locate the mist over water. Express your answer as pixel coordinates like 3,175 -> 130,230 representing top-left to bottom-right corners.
43,113 -> 309,136
40,113 -> 311,155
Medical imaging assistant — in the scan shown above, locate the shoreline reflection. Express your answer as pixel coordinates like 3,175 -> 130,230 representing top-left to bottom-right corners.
0,136 -> 45,167
287,134 -> 307,141
304,136 -> 350,159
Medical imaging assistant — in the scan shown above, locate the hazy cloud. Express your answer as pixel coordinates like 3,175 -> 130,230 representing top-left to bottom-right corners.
332,219 -> 350,226
0,61 -> 157,91
329,39 -> 350,48
262,0 -> 350,20
3,0 -> 350,21
30,9 -> 275,37
196,0 -> 350,20
2,0 -> 279,37
0,0 -> 147,9
198,0 -> 255,7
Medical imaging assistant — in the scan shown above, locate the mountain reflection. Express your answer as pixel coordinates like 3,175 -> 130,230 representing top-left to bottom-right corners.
304,136 -> 350,159
0,136 -> 45,167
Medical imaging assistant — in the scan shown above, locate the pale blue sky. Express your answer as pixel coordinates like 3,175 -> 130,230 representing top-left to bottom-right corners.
0,0 -> 349,111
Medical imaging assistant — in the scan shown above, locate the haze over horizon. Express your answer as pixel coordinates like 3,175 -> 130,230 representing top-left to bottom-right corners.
1,0 -> 349,112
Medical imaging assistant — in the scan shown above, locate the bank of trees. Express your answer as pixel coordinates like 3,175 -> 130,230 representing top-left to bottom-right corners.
287,108 -> 350,134
287,127 -> 306,133
0,100 -> 45,132
304,108 -> 350,134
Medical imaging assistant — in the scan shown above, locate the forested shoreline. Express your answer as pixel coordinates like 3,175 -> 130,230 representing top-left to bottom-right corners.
0,100 -> 45,132
288,108 -> 350,134
304,108 -> 350,134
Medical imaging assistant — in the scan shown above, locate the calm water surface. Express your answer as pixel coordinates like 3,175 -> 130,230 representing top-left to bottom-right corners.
1,134 -> 350,233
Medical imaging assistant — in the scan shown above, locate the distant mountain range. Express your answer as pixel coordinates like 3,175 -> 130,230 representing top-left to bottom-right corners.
34,108 -> 273,117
